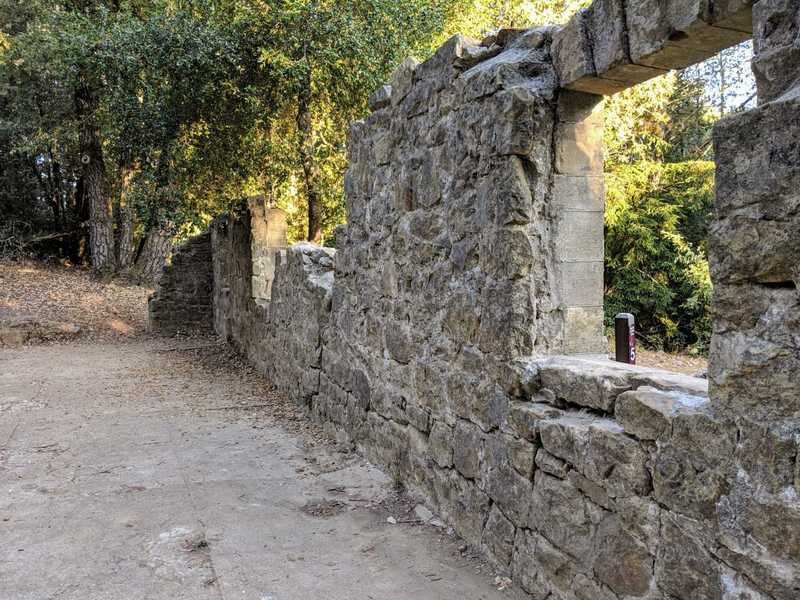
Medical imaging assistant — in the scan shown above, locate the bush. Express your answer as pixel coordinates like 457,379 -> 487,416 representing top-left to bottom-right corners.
604,161 -> 714,353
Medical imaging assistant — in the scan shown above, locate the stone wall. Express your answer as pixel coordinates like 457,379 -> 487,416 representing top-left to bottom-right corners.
148,1 -> 800,597
209,204 -> 334,406
148,231 -> 213,334
248,196 -> 289,303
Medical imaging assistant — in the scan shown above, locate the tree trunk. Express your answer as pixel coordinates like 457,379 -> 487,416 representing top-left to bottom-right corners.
75,82 -> 113,271
134,223 -> 173,283
296,69 -> 323,244
114,164 -> 137,271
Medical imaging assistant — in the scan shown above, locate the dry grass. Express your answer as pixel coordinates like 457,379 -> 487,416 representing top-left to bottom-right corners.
0,259 -> 152,342
635,348 -> 707,376
606,338 -> 708,376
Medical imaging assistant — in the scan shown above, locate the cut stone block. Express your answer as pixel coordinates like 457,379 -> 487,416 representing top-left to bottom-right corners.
558,261 -> 604,307
555,121 -> 604,175
552,175 -> 605,212
562,306 -> 608,355
538,358 -> 632,412
626,0 -> 751,71
586,0 -> 628,75
711,0 -> 754,32
552,11 -> 595,87
554,210 -> 604,262
616,386 -> 692,440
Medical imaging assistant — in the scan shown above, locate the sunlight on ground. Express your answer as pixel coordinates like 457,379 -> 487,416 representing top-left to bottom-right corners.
1,260 -> 151,341
108,319 -> 134,334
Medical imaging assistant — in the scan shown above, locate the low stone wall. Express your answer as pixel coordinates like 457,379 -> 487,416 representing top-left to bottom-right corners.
209,206 -> 334,406
148,231 -> 214,334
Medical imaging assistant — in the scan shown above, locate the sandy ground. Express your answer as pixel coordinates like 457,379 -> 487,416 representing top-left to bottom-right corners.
0,339 -> 525,600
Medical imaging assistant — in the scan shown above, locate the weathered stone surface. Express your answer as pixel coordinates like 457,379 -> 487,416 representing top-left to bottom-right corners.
248,199 -> 288,302
390,57 -> 419,106
592,516 -> 654,596
535,449 -> 570,479
368,85 -> 392,111
711,92 -> 800,423
148,231 -> 214,334
482,434 -> 534,526
453,419 -> 483,479
482,504 -> 516,568
433,468 -> 491,545
627,0 -> 750,71
538,357 -> 632,412
586,0 -> 627,76
530,473 -> 605,562
553,10 -> 627,94
428,421 -> 454,468
752,0 -> 800,102
507,435 -> 536,478
150,7 -> 800,597
656,511 -> 723,600
616,386 -> 704,440
506,401 -> 562,441
652,408 -> 736,519
540,415 -> 650,500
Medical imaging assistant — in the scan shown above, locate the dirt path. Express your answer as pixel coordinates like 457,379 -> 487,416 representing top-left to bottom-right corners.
0,339 -> 523,600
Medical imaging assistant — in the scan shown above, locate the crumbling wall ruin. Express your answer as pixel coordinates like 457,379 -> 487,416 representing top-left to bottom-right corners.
148,231 -> 214,334
149,1 -> 800,597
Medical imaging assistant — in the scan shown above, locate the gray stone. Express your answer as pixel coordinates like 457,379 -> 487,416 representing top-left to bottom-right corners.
586,0 -> 627,75
428,421 -> 454,468
390,57 -> 419,105
615,386 -> 689,440
538,357 -> 632,412
592,516 -> 654,596
481,505 -> 516,567
753,0 -> 800,102
506,401 -> 562,441
529,473 -> 605,563
150,8 -> 800,596
368,85 -> 392,111
535,449 -> 570,479
453,419 -> 483,479
656,511 -> 723,600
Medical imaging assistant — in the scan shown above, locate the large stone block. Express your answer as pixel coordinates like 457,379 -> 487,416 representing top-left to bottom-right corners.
656,511 -> 723,599
530,473 -> 605,562
752,0 -> 800,101
554,210 -> 604,262
552,175 -> 605,212
615,386 -> 693,440
652,409 -> 736,518
552,10 -> 627,94
586,0 -> 627,76
626,0 -> 750,71
482,504 -> 516,568
554,120 -> 604,175
562,306 -> 607,355
557,261 -> 604,308
592,516 -> 654,596
538,357 -> 631,412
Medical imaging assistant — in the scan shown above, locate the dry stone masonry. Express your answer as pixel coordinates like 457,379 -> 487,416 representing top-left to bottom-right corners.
148,231 -> 213,334
150,1 -> 800,597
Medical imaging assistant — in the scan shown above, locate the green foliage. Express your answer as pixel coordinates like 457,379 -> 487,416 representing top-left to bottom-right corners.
604,161 -> 715,353
0,0 -> 752,350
